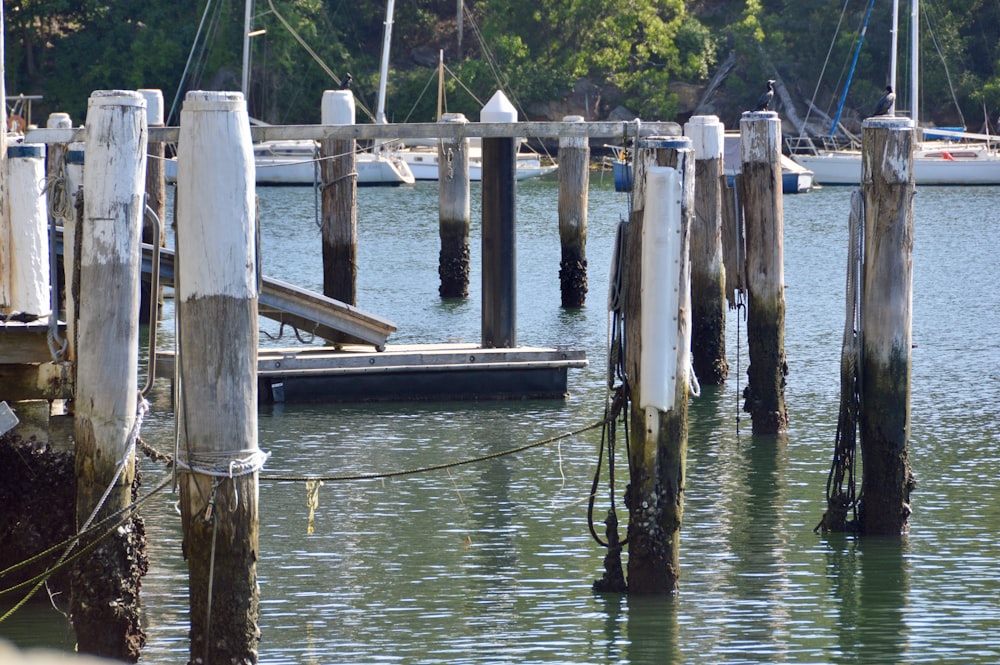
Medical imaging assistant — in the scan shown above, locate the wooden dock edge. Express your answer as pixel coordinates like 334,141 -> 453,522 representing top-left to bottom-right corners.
156,343 -> 587,403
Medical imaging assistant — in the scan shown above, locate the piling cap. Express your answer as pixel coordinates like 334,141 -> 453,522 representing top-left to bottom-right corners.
138,89 -> 165,125
321,90 -> 356,125
481,91 -> 517,123
182,90 -> 246,113
46,113 -> 73,129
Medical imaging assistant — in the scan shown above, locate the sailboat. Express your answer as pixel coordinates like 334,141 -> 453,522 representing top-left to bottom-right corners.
791,0 -> 1000,185
166,0 -> 414,187
394,53 -> 558,182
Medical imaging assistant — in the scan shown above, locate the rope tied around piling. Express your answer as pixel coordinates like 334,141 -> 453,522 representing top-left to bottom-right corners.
817,189 -> 864,534
175,448 -> 271,479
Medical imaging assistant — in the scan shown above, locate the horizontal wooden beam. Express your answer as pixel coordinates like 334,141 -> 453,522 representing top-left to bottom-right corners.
0,362 -> 73,401
26,120 -> 681,145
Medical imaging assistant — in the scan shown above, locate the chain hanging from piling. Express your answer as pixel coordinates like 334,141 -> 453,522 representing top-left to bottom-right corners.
590,219 -> 630,593
817,189 -> 865,534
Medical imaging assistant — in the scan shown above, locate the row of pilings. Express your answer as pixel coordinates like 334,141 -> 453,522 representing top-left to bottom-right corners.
0,88 -> 914,661
608,111 -> 915,594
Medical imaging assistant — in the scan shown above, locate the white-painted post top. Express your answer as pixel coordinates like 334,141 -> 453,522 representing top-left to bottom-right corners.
322,90 -> 356,125
138,89 -> 164,126
177,90 -> 256,301
740,112 -> 781,164
46,113 -> 72,129
481,90 -> 517,122
560,115 -> 586,149
684,115 -> 724,160
863,116 -> 914,131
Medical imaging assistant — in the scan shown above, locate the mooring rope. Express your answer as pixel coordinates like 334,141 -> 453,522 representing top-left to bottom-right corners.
817,188 -> 864,533
0,458 -> 171,624
259,420 -> 606,483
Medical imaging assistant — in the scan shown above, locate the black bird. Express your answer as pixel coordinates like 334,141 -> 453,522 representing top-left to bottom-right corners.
871,85 -> 895,117
753,79 -> 776,112
340,73 -> 353,90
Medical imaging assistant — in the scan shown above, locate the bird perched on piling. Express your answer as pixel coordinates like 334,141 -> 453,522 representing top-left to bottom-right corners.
340,73 -> 353,90
871,85 -> 895,117
753,79 -> 776,112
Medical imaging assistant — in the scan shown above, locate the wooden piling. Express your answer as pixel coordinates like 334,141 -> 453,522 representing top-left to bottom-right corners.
0,6 -> 8,313
437,112 -> 471,298
739,111 -> 788,434
320,89 -> 358,307
858,116 -> 915,535
623,137 -> 694,594
176,90 -> 262,664
71,90 -> 148,661
558,115 -> 589,307
481,91 -> 517,348
63,144 -> 84,363
684,115 -> 728,384
139,90 -> 166,320
7,143 -> 50,318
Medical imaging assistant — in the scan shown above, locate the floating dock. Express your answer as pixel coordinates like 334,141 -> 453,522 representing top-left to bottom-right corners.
157,343 -> 587,403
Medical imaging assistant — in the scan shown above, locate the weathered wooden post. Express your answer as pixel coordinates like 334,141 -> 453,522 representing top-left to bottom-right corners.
438,112 -> 471,298
0,2 -> 8,314
320,88 -> 358,307
176,90 -> 262,664
71,90 -> 147,661
623,137 -> 694,593
44,112 -> 72,325
63,143 -> 85,363
481,91 -> 517,348
7,143 -> 49,319
858,116 -> 915,534
139,89 -> 166,319
558,115 -> 589,307
684,115 -> 728,384
139,90 -> 166,230
739,111 -> 788,434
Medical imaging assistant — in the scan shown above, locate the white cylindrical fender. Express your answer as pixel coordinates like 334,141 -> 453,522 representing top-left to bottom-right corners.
7,143 -> 50,317
639,165 -> 683,414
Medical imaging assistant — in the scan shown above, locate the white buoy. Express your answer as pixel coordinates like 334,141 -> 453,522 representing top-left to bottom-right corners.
6,143 -> 49,318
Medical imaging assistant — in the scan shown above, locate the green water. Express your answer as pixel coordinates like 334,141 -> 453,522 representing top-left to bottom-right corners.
4,178 -> 999,663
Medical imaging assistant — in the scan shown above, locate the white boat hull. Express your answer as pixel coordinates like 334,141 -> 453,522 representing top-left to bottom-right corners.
165,140 -> 415,186
400,146 -> 557,181
792,144 -> 1000,185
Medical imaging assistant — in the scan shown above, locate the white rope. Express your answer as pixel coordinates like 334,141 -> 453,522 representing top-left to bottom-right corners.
175,448 -> 270,479
688,358 -> 702,398
78,395 -> 150,535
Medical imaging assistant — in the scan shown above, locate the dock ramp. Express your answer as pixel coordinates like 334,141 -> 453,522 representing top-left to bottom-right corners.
144,242 -> 396,349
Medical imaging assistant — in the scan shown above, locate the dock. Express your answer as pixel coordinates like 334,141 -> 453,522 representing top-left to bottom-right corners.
156,343 -> 587,403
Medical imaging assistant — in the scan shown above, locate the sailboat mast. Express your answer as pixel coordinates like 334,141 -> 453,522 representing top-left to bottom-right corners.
437,50 -> 444,120
911,0 -> 919,129
241,0 -> 254,98
376,0 -> 396,125
890,0 -> 898,112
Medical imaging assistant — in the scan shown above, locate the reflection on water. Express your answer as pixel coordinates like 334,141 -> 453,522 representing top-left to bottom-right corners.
3,180 -> 1000,663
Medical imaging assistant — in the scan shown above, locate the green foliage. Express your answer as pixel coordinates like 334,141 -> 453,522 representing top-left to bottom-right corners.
2,0 -> 999,130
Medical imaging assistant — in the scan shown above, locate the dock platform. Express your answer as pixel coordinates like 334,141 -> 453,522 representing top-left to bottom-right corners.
158,343 -> 588,403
